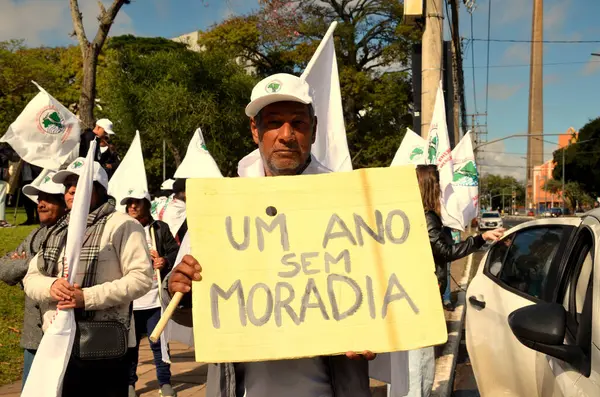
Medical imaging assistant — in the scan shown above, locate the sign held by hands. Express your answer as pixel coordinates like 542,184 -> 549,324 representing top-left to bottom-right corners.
187,166 -> 447,363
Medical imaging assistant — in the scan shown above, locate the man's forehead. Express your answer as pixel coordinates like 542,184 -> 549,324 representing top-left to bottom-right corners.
259,101 -> 311,117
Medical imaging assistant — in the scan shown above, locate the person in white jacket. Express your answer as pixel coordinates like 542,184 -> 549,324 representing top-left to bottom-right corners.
23,158 -> 153,397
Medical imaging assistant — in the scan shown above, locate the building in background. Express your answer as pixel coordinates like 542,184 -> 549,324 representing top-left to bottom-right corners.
532,127 -> 578,212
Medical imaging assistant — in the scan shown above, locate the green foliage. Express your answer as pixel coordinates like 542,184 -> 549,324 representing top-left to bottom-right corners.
199,0 -> 419,168
480,174 -> 525,209
552,117 -> 600,197
99,36 -> 257,191
0,41 -> 82,135
542,179 -> 593,211
0,210 -> 35,386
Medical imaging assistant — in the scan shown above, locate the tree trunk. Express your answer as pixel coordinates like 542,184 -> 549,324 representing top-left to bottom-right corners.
79,46 -> 98,129
166,140 -> 182,167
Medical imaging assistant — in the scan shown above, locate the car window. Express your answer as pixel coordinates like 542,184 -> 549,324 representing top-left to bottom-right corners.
560,229 -> 593,373
482,213 -> 499,218
497,227 -> 566,299
487,234 -> 515,277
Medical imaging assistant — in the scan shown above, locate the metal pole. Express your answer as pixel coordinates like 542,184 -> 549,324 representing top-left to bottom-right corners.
562,144 -> 566,209
162,139 -> 166,181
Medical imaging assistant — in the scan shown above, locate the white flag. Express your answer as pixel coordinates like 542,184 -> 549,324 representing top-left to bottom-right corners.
108,131 -> 147,213
390,128 -> 427,167
448,131 -> 479,229
301,22 -> 351,172
174,128 -> 222,178
426,83 -> 463,230
22,141 -> 96,397
0,81 -> 80,170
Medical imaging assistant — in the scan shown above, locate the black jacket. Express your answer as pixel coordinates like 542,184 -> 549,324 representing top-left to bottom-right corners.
99,148 -> 121,179
150,219 -> 180,280
78,129 -> 101,161
425,210 -> 485,292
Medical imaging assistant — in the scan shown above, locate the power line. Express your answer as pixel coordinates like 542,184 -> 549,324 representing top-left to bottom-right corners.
465,60 -> 600,69
470,38 -> 600,44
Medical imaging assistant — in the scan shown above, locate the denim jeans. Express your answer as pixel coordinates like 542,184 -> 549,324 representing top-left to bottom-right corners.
128,307 -> 172,386
21,349 -> 36,390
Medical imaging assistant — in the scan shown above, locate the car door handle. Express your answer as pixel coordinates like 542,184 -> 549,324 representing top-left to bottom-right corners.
469,295 -> 486,309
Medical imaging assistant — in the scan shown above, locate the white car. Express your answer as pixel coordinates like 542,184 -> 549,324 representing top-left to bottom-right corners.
466,210 -> 599,396
478,211 -> 503,231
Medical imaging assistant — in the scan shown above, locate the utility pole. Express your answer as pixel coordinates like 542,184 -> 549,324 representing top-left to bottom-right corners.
449,0 -> 466,143
421,0 -> 444,137
526,0 -> 544,210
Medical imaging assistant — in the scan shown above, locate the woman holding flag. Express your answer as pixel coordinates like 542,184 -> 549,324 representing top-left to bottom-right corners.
411,164 -> 503,397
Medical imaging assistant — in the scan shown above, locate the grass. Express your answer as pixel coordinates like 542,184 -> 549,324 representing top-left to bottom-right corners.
0,209 -> 37,386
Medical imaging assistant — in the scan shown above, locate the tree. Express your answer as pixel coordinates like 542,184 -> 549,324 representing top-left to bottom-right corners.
542,179 -> 593,212
69,0 -> 130,129
199,0 -> 419,168
479,174 -> 525,210
0,40 -> 82,134
99,36 -> 257,192
552,117 -> 600,196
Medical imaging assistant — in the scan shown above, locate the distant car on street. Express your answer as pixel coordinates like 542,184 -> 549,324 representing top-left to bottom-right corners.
527,210 -> 535,217
478,211 -> 503,231
466,210 -> 599,396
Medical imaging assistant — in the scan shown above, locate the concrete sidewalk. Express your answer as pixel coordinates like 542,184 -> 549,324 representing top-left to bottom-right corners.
431,254 -> 471,397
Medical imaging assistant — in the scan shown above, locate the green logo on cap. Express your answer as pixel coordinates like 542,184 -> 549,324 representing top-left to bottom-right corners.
43,176 -> 51,184
128,189 -> 134,195
72,160 -> 83,169
266,80 -> 282,93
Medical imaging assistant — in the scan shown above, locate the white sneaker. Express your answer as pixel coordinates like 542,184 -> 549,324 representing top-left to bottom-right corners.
159,384 -> 177,397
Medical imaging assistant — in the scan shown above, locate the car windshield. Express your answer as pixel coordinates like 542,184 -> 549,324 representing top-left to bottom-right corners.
482,213 -> 500,218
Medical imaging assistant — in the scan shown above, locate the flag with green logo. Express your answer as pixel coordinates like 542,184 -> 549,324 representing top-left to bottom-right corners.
390,128 -> 427,166
0,81 -> 80,170
448,131 -> 479,229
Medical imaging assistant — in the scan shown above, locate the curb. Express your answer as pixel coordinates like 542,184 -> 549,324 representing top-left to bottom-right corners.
431,253 -> 473,397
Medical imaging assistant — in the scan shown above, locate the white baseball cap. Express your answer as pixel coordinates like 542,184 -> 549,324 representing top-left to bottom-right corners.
53,157 -> 109,190
245,73 -> 313,118
160,179 -> 175,191
120,188 -> 151,206
22,171 -> 65,203
95,118 -> 115,135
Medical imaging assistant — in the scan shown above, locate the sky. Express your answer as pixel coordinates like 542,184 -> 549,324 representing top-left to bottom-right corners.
455,0 -> 600,179
1,0 -> 599,180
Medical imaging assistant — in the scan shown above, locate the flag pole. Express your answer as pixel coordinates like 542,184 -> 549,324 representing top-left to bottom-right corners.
300,21 -> 338,79
149,292 -> 182,343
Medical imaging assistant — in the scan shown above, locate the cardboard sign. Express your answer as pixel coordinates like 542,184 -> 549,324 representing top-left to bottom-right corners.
187,166 -> 447,363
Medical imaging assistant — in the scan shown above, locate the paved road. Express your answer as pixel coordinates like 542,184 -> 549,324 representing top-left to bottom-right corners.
452,217 -> 529,397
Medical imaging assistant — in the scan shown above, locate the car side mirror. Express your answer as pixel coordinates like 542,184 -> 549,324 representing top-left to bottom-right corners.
508,303 -> 589,375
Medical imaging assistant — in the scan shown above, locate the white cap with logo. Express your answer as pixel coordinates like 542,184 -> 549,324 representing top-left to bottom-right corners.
53,157 -> 109,190
119,188 -> 151,206
245,73 -> 313,118
95,118 -> 115,135
22,171 -> 65,203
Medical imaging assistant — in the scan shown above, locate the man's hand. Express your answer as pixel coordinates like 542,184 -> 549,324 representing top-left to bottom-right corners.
50,279 -> 74,301
57,284 -> 85,310
153,257 -> 166,270
168,255 -> 202,296
10,251 -> 27,259
345,351 -> 377,361
150,250 -> 159,259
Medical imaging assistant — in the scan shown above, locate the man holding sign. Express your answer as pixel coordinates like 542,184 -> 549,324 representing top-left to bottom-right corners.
167,74 -> 375,396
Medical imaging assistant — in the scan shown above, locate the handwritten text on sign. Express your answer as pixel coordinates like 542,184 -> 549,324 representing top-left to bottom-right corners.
187,166 -> 447,363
